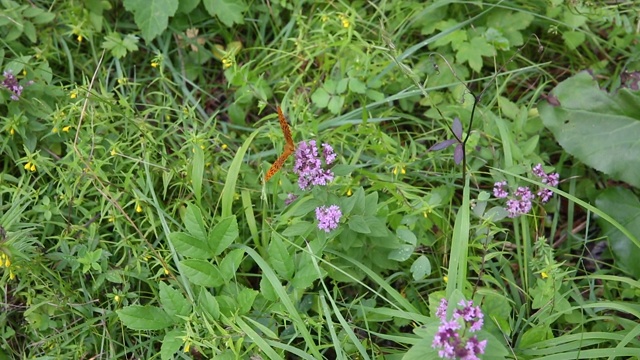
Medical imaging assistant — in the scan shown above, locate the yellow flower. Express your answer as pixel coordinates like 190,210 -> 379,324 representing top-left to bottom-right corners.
184,342 -> 191,353
164,267 -> 169,275
338,14 -> 350,28
0,253 -> 6,268
5,256 -> 10,268
541,271 -> 549,279
151,61 -> 158,68
24,161 -> 35,172
52,127 -> 58,133
62,126 -> 71,132
221,144 -> 228,150
77,35 -> 83,43
9,127 -> 15,135
393,166 -> 406,175
9,269 -> 15,280
114,295 -> 121,303
347,188 -> 352,196
70,90 -> 78,99
222,58 -> 233,69
321,14 -> 328,22
136,204 -> 143,213
30,163 -> 36,172
110,148 -> 117,156
443,275 -> 448,283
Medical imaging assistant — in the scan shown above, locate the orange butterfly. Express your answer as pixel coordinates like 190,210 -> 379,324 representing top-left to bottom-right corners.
265,107 -> 295,181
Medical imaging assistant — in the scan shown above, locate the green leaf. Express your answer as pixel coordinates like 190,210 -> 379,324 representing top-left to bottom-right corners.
388,244 -> 414,262
562,30 -> 585,50
268,235 -> 294,279
519,324 -> 553,349
292,254 -> 321,290
123,0 -> 178,42
177,0 -> 200,13
595,187 -> 640,278
219,248 -> 245,282
169,232 -> 211,259
101,33 -> 140,59
208,216 -> 238,256
364,216 -> 389,237
348,78 -> 367,94
198,290 -> 220,320
455,36 -> 495,72
179,259 -> 224,287
191,144 -> 204,203
410,255 -> 431,280
327,96 -> 345,114
539,71 -> 640,188
397,228 -> 417,245
348,215 -> 371,234
311,87 -> 330,108
159,282 -> 191,319
202,0 -> 247,27
161,329 -> 185,360
236,288 -> 258,314
183,203 -> 207,241
116,305 -> 173,330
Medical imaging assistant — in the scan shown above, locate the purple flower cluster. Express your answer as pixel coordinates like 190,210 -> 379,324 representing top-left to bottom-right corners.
293,140 -> 336,190
433,299 -> 487,360
493,164 -> 559,218
2,70 -> 30,101
315,205 -> 342,232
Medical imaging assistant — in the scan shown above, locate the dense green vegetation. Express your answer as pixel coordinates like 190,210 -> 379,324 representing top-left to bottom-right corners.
1,0 -> 640,359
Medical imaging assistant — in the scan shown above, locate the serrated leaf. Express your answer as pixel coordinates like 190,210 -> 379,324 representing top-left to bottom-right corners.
268,235 -> 294,279
237,288 -> 258,314
455,37 -> 495,72
183,203 -> 207,240
539,71 -> 640,187
410,255 -> 432,280
198,290 -> 220,320
123,0 -> 178,42
219,248 -> 245,282
203,0 -> 247,27
159,282 -> 191,319
169,232 -> 211,259
208,216 -> 238,256
179,259 -> 224,287
116,305 -> 173,330
349,78 -> 367,94
161,329 -> 185,360
101,32 -> 139,59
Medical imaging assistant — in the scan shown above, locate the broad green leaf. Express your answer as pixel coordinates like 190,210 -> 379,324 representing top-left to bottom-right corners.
203,0 -> 247,27
169,232 -> 211,259
327,96 -> 344,115
348,78 -> 367,94
562,30 -> 585,50
259,274 -> 277,302
539,71 -> 640,188
292,254 -> 322,290
281,221 -> 314,237
364,216 -> 389,237
123,0 -> 178,42
455,36 -> 495,72
388,244 -> 414,262
179,259 -> 224,287
208,216 -> 238,256
268,235 -> 294,279
159,282 -> 191,319
101,33 -> 139,59
237,288 -> 258,314
518,324 -> 553,349
177,0 -> 200,13
397,228 -> 417,245
198,290 -> 220,320
183,203 -> 207,241
595,187 -> 640,278
219,248 -> 245,282
410,255 -> 431,280
348,215 -> 371,234
116,305 -> 173,330
161,329 -> 185,360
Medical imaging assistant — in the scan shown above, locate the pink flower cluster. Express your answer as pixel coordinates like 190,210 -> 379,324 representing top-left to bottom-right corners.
433,299 -> 487,360
493,164 -> 559,218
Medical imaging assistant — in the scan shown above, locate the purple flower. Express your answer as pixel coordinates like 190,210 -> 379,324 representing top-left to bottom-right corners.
532,163 -> 559,203
432,299 -> 487,359
284,193 -> 298,205
506,186 -> 533,218
436,298 -> 448,321
293,140 -> 335,190
315,205 -> 342,232
2,70 -> 27,101
493,181 -> 508,198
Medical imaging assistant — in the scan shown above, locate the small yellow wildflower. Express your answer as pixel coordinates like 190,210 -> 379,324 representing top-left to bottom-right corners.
541,271 -> 549,279
62,126 -> 71,132
164,267 -> 169,275
184,342 -> 191,353
222,58 -> 233,69
70,90 -> 78,99
443,275 -> 448,283
4,256 -> 10,268
393,166 -> 406,175
24,162 -> 36,172
52,127 -> 58,133
114,295 -> 121,303
321,14 -> 328,22
136,204 -> 143,213
77,35 -> 83,43
151,61 -> 158,68
9,127 -> 15,135
347,188 -> 352,196
110,149 -> 117,156
22,70 -> 27,76
221,144 -> 228,150
9,269 -> 15,280
0,253 -> 7,268
338,14 -> 350,28
108,215 -> 115,223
